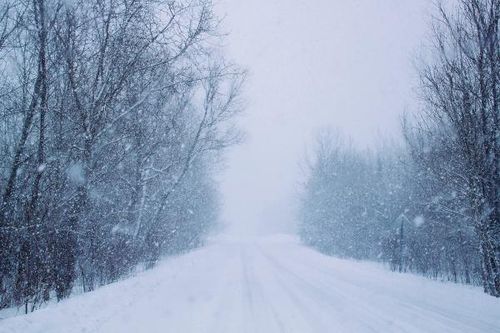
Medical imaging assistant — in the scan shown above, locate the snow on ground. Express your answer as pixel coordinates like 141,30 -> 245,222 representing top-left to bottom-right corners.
1,234 -> 499,333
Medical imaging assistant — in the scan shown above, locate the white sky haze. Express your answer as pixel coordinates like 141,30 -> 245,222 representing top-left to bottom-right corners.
216,0 -> 432,237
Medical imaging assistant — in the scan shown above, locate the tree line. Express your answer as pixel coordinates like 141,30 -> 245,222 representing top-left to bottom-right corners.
299,0 -> 499,297
0,0 -> 243,312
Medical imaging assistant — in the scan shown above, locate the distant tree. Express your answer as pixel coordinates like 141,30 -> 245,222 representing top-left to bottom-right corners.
299,129 -> 483,289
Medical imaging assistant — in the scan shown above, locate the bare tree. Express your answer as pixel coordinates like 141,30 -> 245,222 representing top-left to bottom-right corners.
417,0 -> 499,296
0,0 -> 244,310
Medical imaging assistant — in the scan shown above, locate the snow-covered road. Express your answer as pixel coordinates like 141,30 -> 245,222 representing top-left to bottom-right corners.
1,234 -> 499,333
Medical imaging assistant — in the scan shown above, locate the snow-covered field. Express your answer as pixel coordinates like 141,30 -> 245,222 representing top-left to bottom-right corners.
1,234 -> 499,333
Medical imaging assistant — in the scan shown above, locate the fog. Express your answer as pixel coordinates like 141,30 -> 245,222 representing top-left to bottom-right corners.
216,0 -> 431,236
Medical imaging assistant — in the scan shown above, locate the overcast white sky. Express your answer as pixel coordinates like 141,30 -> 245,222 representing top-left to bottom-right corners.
215,0 -> 432,236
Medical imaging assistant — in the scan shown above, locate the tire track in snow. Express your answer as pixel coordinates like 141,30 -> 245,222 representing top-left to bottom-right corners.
281,250 -> 489,332
256,245 -> 384,333
241,246 -> 287,333
260,243 -> 494,333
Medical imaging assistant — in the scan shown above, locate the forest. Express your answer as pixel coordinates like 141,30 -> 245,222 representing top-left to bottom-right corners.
299,0 -> 500,297
0,0 -> 243,312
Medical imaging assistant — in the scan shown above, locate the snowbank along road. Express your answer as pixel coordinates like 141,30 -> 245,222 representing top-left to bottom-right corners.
1,234 -> 499,333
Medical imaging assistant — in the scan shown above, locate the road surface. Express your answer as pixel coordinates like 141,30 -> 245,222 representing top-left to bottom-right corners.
1,234 -> 499,333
